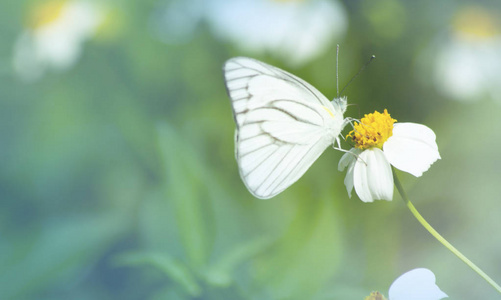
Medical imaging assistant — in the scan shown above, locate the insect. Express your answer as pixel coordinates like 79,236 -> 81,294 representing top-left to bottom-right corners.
224,57 -> 351,199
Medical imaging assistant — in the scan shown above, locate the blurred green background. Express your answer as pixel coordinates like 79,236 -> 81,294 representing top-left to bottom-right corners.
1,0 -> 501,299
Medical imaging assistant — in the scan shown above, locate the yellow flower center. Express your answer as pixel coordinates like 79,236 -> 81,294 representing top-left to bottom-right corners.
365,291 -> 387,300
452,6 -> 500,40
347,109 -> 396,149
28,0 -> 66,29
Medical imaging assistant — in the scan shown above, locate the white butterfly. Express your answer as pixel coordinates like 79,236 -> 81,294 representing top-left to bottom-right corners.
224,57 -> 349,199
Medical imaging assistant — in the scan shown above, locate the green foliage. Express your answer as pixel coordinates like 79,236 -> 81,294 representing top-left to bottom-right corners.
2,0 -> 501,299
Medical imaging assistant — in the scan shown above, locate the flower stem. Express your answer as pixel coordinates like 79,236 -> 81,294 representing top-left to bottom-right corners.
392,168 -> 501,295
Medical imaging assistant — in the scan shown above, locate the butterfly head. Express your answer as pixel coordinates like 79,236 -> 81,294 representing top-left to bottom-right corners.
331,96 -> 347,113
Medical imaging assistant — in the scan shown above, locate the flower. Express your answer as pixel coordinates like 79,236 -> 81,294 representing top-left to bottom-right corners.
206,0 -> 348,66
365,291 -> 387,300
338,110 -> 440,202
421,6 -> 501,103
153,0 -> 348,66
388,268 -> 448,300
365,268 -> 448,300
12,0 -> 105,81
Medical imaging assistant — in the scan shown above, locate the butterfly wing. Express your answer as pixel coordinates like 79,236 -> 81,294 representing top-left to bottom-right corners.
224,57 -> 344,199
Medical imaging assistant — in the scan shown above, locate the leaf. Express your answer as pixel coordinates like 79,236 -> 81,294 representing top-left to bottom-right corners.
156,123 -> 214,269
0,213 -> 127,299
253,195 -> 343,299
114,252 -> 201,297
205,236 -> 273,287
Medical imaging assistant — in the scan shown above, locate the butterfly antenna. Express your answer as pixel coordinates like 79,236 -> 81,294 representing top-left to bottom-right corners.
340,55 -> 376,96
336,44 -> 340,98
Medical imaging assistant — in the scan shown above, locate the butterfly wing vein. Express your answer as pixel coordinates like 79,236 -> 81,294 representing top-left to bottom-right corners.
224,57 -> 341,198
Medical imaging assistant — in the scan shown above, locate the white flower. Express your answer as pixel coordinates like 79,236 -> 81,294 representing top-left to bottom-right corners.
422,6 -> 501,103
153,0 -> 347,66
208,0 -> 347,65
205,0 -> 348,66
13,0 -> 104,81
365,268 -> 448,300
338,110 -> 440,203
388,268 -> 448,300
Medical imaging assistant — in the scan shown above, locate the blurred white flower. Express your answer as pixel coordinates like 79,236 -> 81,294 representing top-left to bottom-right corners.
13,0 -> 104,81
365,268 -> 448,300
338,110 -> 440,203
206,0 -> 347,66
429,6 -> 501,102
154,0 -> 347,66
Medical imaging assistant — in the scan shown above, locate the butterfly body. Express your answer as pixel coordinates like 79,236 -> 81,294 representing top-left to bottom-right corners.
224,57 -> 347,199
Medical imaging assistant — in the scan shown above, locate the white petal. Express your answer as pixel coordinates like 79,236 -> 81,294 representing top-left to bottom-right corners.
353,148 -> 393,202
389,268 -> 448,300
383,123 -> 440,177
338,148 -> 359,171
338,148 -> 361,198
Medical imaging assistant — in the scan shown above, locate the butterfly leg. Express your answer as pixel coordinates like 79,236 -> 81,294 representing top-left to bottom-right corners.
343,117 -> 359,129
333,142 -> 367,165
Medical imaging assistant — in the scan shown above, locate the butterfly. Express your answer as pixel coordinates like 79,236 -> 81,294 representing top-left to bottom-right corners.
224,57 -> 349,199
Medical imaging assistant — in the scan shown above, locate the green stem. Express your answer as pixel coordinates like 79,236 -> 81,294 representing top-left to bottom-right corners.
393,169 -> 501,295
